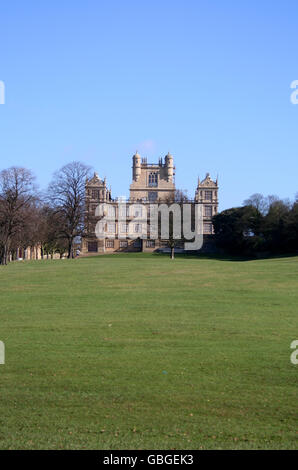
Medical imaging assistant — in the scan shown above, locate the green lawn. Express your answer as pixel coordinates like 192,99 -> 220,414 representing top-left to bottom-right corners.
0,253 -> 297,449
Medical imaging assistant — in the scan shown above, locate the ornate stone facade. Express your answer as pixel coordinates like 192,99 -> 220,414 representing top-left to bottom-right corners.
130,152 -> 175,202
81,153 -> 219,254
195,173 -> 219,234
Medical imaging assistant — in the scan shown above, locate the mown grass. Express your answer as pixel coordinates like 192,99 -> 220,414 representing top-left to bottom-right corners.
0,253 -> 297,449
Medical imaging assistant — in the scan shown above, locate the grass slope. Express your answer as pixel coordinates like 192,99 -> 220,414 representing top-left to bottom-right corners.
0,253 -> 297,449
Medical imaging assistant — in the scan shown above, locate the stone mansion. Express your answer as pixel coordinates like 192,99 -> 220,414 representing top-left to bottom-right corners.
81,152 -> 219,254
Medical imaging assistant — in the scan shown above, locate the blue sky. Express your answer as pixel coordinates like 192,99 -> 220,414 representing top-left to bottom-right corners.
0,0 -> 298,210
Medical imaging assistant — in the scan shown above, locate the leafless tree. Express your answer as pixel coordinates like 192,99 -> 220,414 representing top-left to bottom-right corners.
0,167 -> 37,264
47,161 -> 91,258
243,193 -> 268,215
243,193 -> 282,216
10,202 -> 40,259
174,189 -> 189,203
40,206 -> 69,259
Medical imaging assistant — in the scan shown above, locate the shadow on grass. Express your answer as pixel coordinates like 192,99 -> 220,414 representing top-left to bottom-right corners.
154,251 -> 298,262
79,250 -> 298,263
152,251 -> 251,261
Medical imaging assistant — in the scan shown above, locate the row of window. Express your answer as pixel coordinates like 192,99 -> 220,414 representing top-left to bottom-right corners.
107,223 -> 144,233
90,205 -> 145,217
105,240 -> 156,249
90,203 -> 217,217
107,213 -> 215,232
89,228 -> 215,251
90,189 -> 217,202
88,227 -> 214,251
104,221 -> 215,234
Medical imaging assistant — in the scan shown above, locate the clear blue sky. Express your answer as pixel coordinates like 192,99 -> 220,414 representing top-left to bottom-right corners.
0,0 -> 298,210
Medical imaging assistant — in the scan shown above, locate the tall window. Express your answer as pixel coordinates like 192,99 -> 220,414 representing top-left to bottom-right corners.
134,223 -> 142,233
205,191 -> 212,201
204,206 -> 212,217
120,223 -> 128,233
148,172 -> 158,187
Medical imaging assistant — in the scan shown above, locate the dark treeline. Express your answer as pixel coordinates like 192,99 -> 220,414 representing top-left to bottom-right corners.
213,193 -> 298,256
0,162 -> 91,265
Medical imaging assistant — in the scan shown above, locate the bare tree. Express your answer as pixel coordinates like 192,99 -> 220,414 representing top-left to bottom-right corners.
47,161 -> 91,258
243,193 -> 268,215
10,202 -> 40,260
22,203 -> 67,259
243,193 -> 282,216
40,206 -> 69,259
174,189 -> 189,203
0,167 -> 37,264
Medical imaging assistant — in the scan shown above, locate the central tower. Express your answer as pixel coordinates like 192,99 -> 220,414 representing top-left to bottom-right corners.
129,152 -> 176,202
